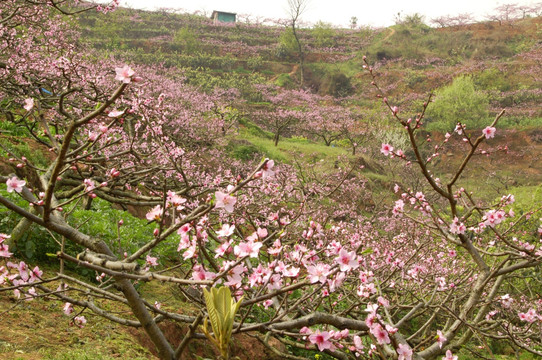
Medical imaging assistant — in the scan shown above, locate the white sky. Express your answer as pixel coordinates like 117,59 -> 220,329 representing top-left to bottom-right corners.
121,0 -> 539,27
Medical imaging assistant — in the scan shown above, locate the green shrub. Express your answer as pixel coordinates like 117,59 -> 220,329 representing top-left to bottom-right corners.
312,21 -> 335,48
474,68 -> 511,91
275,73 -> 294,88
172,27 -> 201,54
246,55 -> 263,71
425,75 -> 489,131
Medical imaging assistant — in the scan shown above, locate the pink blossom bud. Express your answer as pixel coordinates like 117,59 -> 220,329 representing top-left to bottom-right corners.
56,207 -> 63,212
89,193 -> 97,199
118,219 -> 124,226
153,228 -> 159,237
21,157 -> 27,162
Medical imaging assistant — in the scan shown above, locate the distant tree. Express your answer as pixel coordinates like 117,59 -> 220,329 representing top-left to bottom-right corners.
431,15 -> 453,28
349,16 -> 358,29
452,13 -> 475,26
487,3 -> 521,25
426,75 -> 489,131
312,21 -> 335,48
286,0 -> 310,87
173,27 -> 200,54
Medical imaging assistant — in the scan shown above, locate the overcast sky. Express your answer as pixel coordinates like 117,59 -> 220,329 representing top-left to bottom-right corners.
121,0 -> 539,27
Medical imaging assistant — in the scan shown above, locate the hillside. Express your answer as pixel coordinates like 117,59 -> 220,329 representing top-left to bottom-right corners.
77,8 -> 542,119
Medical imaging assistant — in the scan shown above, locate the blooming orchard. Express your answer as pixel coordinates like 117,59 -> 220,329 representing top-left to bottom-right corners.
1,2 -> 542,360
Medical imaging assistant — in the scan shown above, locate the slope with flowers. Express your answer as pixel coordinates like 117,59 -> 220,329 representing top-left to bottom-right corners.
1,2 -> 542,360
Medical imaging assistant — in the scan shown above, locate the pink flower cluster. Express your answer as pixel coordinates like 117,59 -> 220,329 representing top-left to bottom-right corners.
449,217 -> 466,235
302,327 -> 350,352
519,308 -> 540,323
482,209 -> 507,228
0,253 -> 43,302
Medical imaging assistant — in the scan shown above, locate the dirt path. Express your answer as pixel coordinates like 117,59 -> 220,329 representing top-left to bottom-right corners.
270,64 -> 299,82
382,27 -> 396,42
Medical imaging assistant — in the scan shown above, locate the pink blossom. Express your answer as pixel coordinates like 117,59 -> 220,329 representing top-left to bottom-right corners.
443,350 -> 457,360
108,109 -> 125,118
224,263 -> 246,287
306,263 -> 330,284
397,343 -> 413,360
83,178 -> 95,193
115,65 -> 135,83
267,273 -> 283,290
25,287 -> 37,301
518,308 -> 539,323
377,296 -> 390,308
0,244 -> 12,258
29,266 -> 43,282
18,261 -> 29,282
256,227 -> 268,239
214,240 -> 232,258
6,176 -> 26,193
393,199 -> 405,215
335,249 -> 359,272
63,302 -> 74,315
183,244 -> 197,260
482,126 -> 496,139
483,209 -> 506,227
454,123 -> 463,135
308,330 -> 333,352
167,190 -> 186,209
74,315 -> 87,328
88,131 -> 98,141
146,255 -> 158,267
146,205 -> 163,221
256,159 -> 275,180
215,191 -> 236,213
192,264 -> 216,282
216,223 -> 235,237
436,330 -> 447,348
234,240 -> 262,258
449,217 -> 466,235
370,323 -> 390,345
23,98 -> 34,111
500,294 -> 514,308
381,143 -> 394,156
177,223 -> 191,235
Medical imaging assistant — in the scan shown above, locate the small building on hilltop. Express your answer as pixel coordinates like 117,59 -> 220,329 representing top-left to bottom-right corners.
211,10 -> 236,23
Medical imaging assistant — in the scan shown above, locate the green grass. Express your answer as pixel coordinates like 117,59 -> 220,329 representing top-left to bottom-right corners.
239,127 -> 350,165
